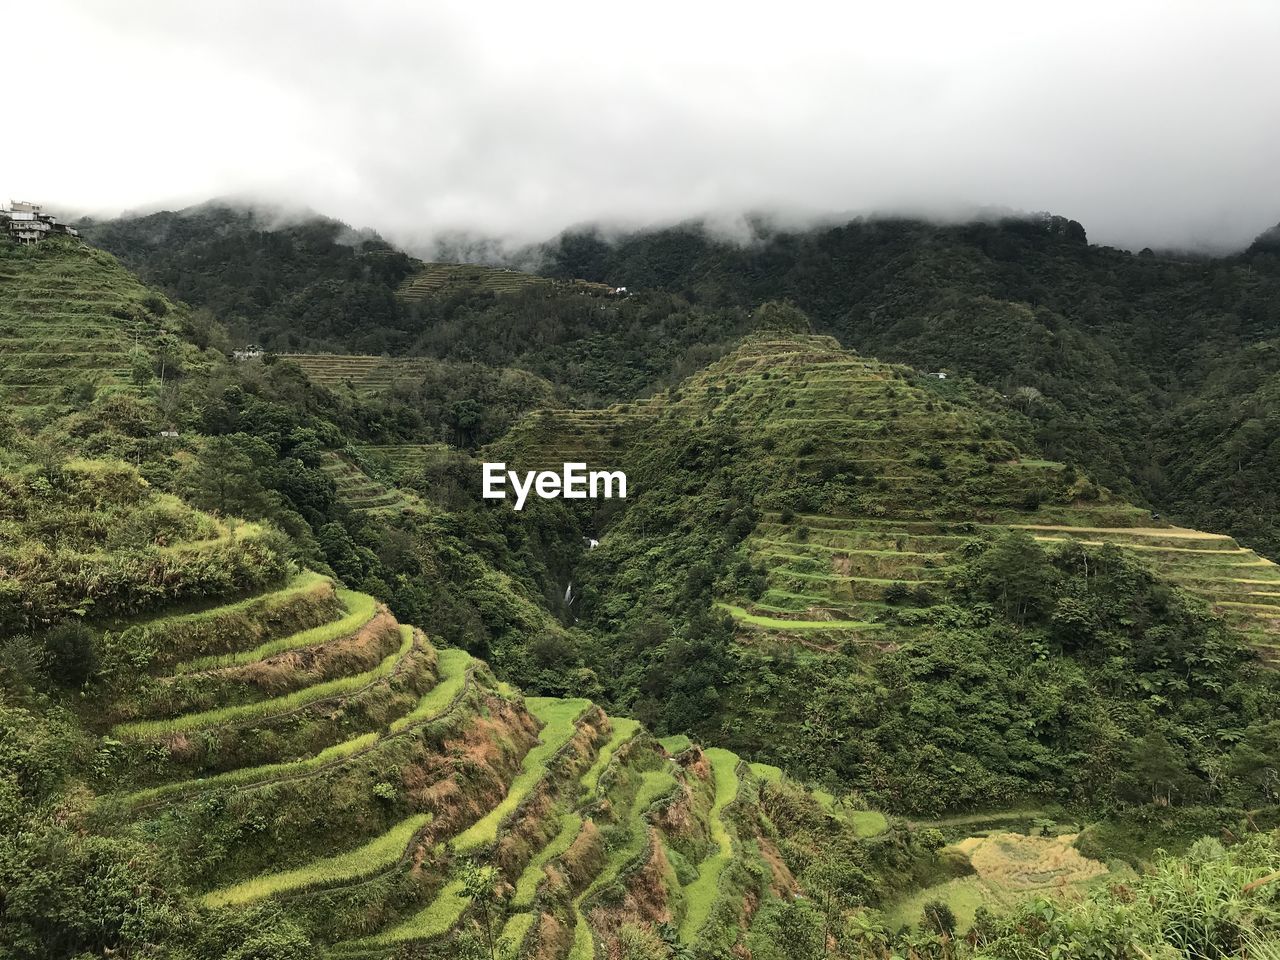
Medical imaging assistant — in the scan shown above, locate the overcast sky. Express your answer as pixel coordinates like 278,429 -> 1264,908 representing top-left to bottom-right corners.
9,1 -> 1280,252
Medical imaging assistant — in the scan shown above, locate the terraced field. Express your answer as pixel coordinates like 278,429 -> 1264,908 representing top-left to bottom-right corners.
358,442 -> 452,479
483,403 -> 659,475
725,508 -> 1280,656
646,336 -> 1280,656
395,262 -> 615,304
49,460 -> 842,958
283,354 -> 437,393
491,334 -> 1279,657
320,451 -> 412,515
395,262 -> 555,302
0,238 -> 173,410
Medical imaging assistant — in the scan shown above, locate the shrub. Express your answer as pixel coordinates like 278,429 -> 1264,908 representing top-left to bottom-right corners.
43,621 -> 98,686
884,582 -> 911,605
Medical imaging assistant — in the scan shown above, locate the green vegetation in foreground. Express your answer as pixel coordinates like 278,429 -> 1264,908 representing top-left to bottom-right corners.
364,877 -> 468,944
8,225 -> 1280,960
117,731 -> 380,809
512,812 -> 583,905
114,628 -> 414,738
117,641 -> 468,807
388,647 -> 471,731
579,717 -> 640,795
176,588 -> 377,671
451,697 -> 589,853
678,747 -> 741,942
570,767 -> 679,960
202,812 -> 432,907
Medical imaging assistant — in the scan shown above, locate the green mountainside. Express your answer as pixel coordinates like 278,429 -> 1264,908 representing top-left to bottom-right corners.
81,203 -> 752,405
5,459 -> 909,959
84,206 -> 1280,559
0,237 -> 181,412
487,326 -> 1280,821
539,216 -> 1280,559
5,227 -> 1280,959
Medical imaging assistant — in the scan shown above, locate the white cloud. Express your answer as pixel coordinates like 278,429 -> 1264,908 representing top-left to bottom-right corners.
8,0 -> 1280,251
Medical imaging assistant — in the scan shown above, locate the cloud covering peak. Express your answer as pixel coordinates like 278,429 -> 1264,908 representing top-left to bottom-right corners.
11,0 -> 1280,251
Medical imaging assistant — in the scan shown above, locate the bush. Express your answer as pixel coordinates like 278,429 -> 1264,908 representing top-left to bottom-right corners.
884,582 -> 911,605
43,621 -> 98,686
922,899 -> 957,935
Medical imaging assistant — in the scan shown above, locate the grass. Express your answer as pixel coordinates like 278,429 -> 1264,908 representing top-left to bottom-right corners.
661,734 -> 693,754
452,697 -> 590,853
716,602 -> 883,631
811,788 -> 886,835
748,761 -> 783,784
114,628 -> 415,738
886,832 -> 1111,931
118,640 -> 467,808
0,241 -> 169,409
118,731 -> 380,809
389,648 -> 471,731
202,812 -> 432,907
499,912 -> 536,952
142,569 -> 328,631
361,878 -> 469,945
579,717 -> 640,795
512,812 -> 583,906
570,767 -> 679,960
847,810 -> 889,837
175,588 -> 377,672
568,914 -> 597,960
678,748 -> 741,942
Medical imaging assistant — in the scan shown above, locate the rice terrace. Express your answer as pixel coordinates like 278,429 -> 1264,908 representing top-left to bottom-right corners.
7,45 -> 1280,958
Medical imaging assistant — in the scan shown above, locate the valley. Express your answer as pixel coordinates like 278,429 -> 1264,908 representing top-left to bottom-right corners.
3,219 -> 1280,959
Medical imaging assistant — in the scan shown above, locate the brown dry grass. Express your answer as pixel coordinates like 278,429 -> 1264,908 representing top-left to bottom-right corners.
400,697 -> 541,845
531,913 -> 570,960
561,820 -> 606,893
954,832 -> 1107,891
592,837 -> 675,952
231,610 -> 400,693
757,835 -> 796,896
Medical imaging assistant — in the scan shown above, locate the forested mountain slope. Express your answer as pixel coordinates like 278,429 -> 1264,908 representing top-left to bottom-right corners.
7,223 -> 1280,959
80,203 -> 752,404
538,215 -> 1280,558
84,205 -> 1280,559
3,456 -> 928,960
486,316 -> 1280,827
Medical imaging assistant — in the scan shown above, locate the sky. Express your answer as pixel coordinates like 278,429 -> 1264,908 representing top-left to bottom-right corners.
8,1 -> 1280,252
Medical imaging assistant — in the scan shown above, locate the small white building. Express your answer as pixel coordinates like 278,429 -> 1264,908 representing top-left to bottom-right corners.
2,201 -> 79,244
232,345 -> 265,361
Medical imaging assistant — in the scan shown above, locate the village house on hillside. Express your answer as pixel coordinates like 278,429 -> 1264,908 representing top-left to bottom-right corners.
1,201 -> 80,244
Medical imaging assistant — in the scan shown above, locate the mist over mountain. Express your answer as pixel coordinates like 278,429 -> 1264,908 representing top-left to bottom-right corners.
8,4 -> 1280,956
13,2 -> 1280,252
